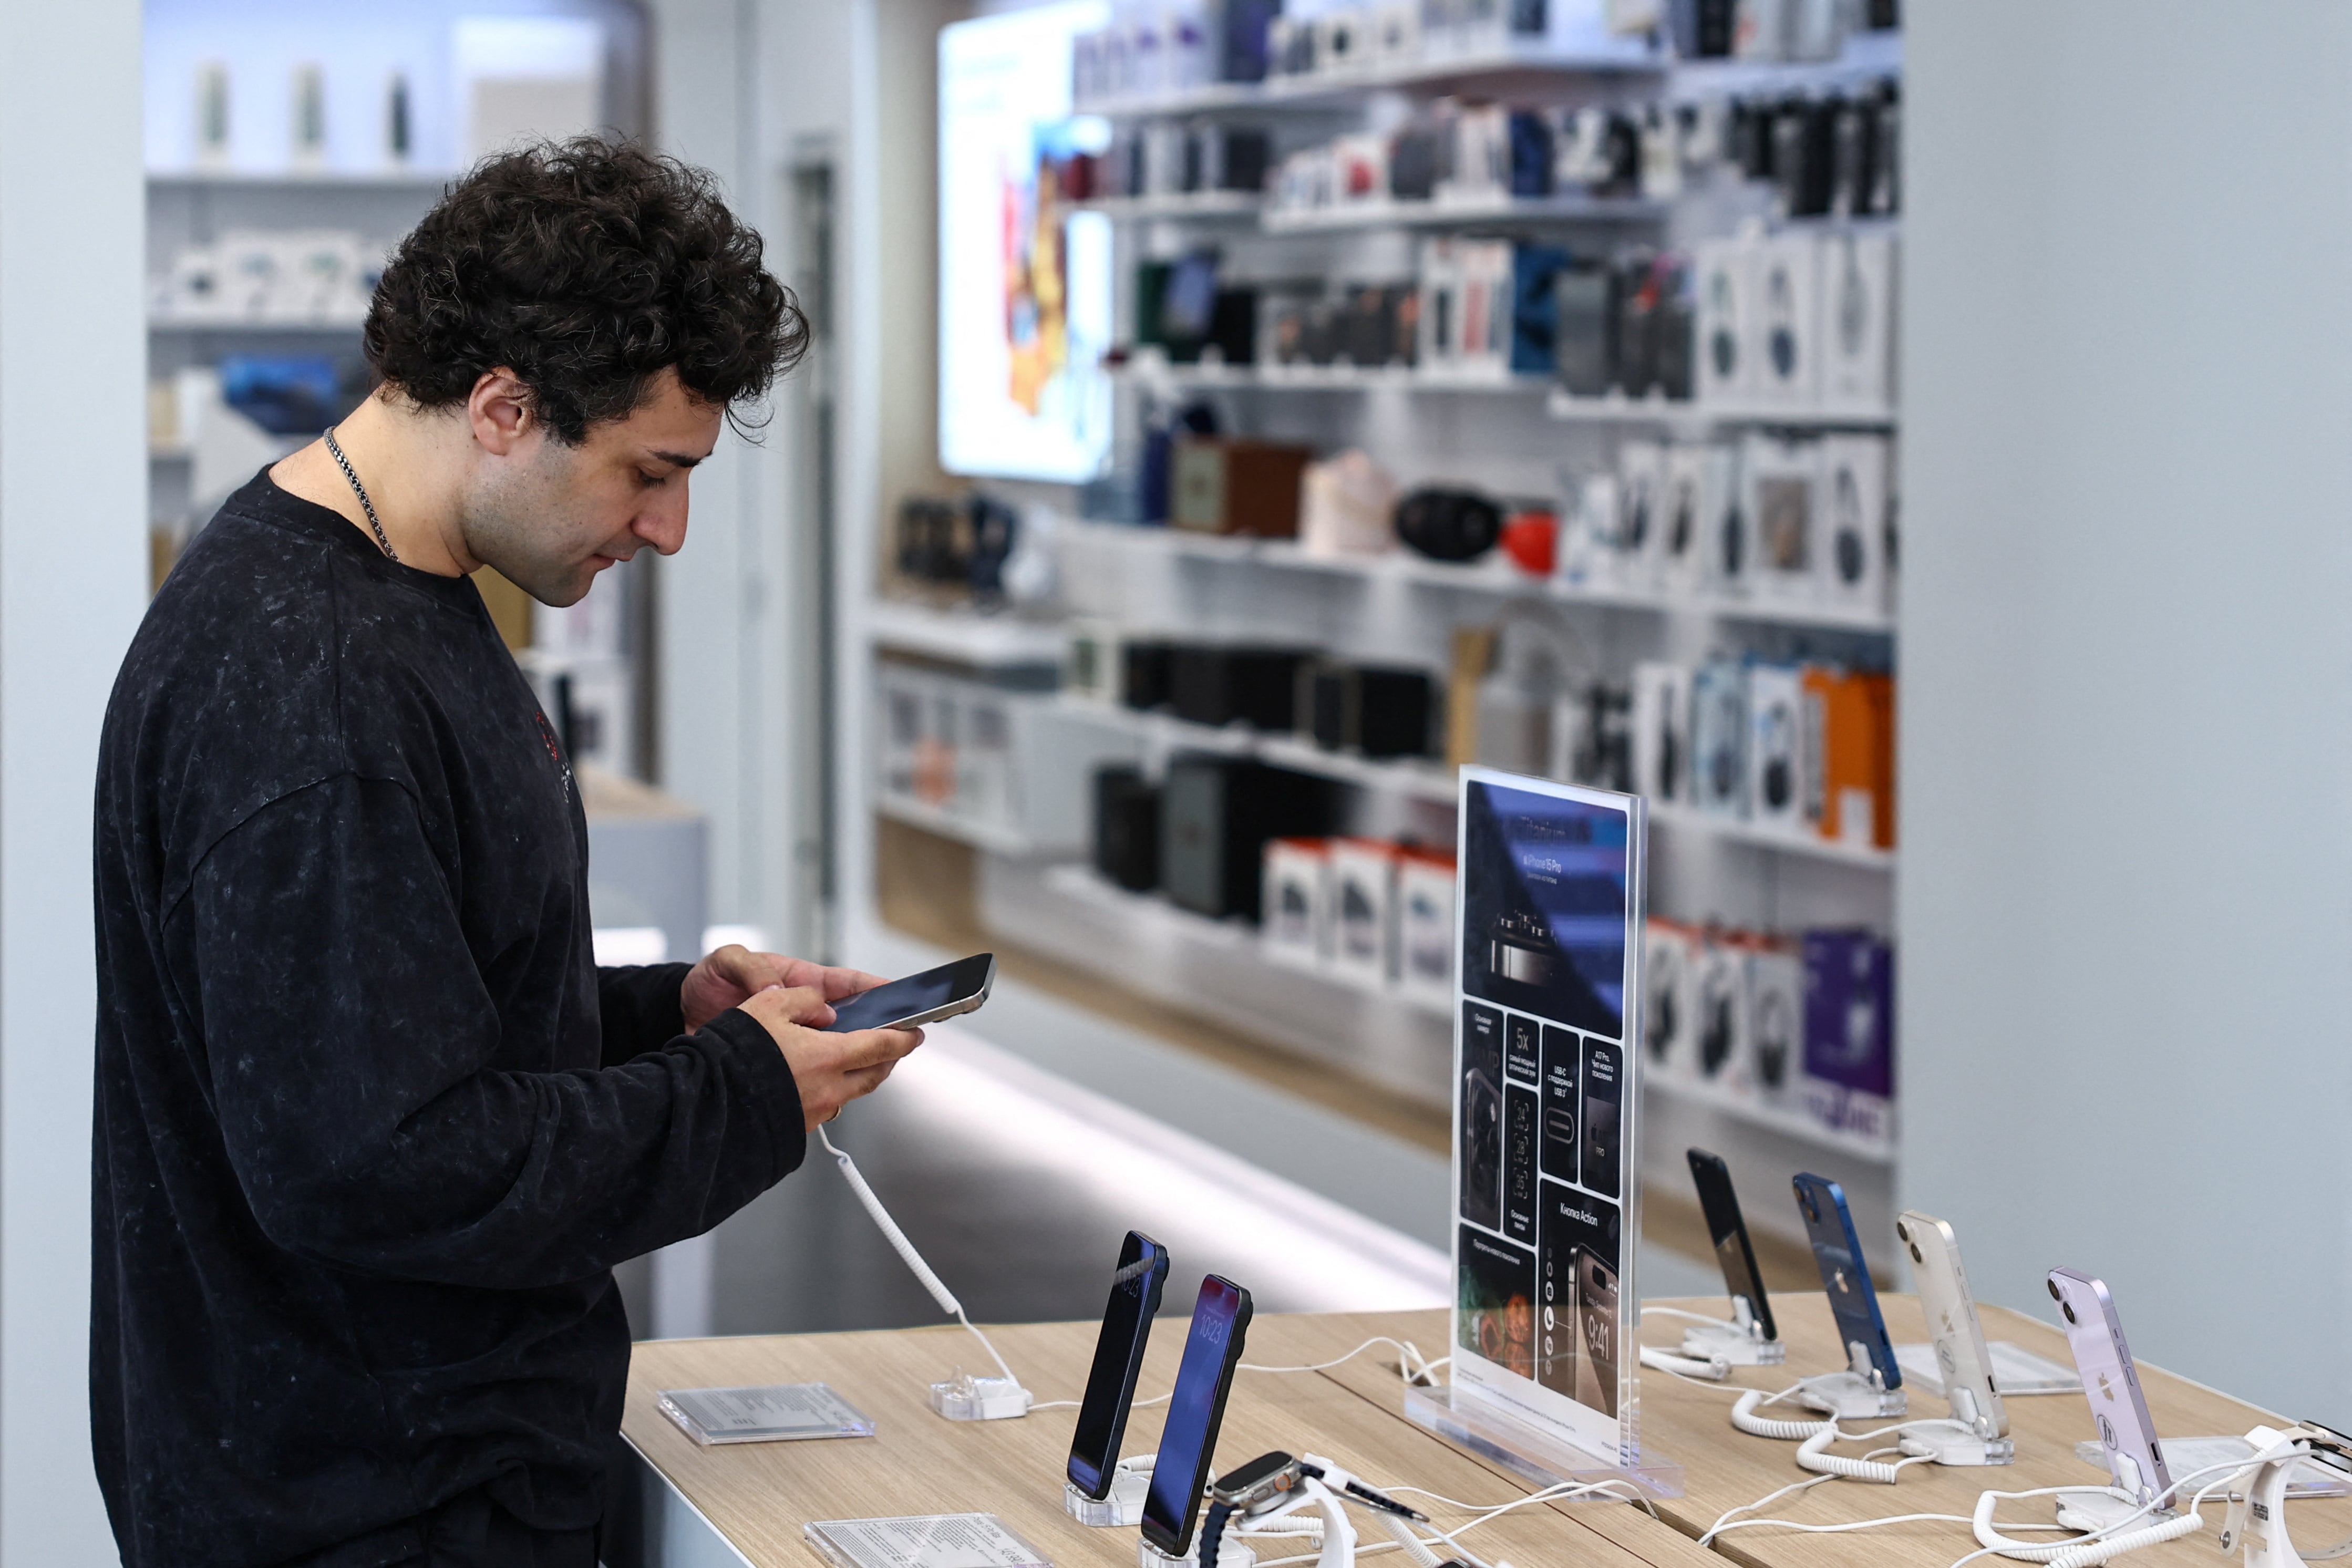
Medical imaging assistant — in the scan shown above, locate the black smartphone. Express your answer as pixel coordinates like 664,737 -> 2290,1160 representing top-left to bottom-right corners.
820,953 -> 995,1033
1140,1276 -> 1253,1558
1687,1148 -> 1776,1341
1792,1171 -> 1899,1388
1066,1231 -> 1170,1500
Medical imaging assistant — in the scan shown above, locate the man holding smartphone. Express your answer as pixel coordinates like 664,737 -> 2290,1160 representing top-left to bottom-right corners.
90,140 -> 921,1568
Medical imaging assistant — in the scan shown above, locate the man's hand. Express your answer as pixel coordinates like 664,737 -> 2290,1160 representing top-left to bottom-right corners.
736,985 -> 924,1132
682,944 -> 890,1034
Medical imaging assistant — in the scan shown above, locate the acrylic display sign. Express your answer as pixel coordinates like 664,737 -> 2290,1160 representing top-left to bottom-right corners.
1452,767 -> 1646,1467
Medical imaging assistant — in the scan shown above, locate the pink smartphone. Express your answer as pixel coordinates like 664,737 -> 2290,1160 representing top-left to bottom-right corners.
2048,1268 -> 2171,1509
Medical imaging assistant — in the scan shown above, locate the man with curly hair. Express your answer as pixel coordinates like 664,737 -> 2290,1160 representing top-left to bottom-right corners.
90,139 -> 916,1567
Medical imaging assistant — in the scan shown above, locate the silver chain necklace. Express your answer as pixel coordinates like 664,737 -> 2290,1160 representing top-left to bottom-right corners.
323,426 -> 399,564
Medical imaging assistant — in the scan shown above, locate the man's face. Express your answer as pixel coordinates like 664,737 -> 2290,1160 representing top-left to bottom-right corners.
463,367 -> 724,607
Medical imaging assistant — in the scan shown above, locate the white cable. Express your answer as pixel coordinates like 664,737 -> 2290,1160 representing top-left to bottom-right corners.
1961,1449 -> 2284,1567
1639,1344 -> 1731,1381
1644,1305 -> 1740,1326
1239,1337 -> 1447,1386
1731,1385 -> 1839,1440
1698,1471 -> 1841,1543
815,1126 -> 1022,1388
1379,1510 -> 1443,1567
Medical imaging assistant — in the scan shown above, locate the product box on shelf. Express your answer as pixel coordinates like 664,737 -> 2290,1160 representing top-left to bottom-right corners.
1745,662 -> 1808,837
1615,440 -> 1666,589
1689,928 -> 1749,1095
1641,918 -> 1695,1078
1170,643 -> 1314,730
1395,847 -> 1456,1006
1121,638 -> 1178,712
1745,938 -> 1804,1106
1417,237 -> 1513,378
1301,661 -> 1435,758
1819,229 -> 1896,417
1700,439 -> 1749,594
1262,836 -> 1334,969
1801,927 -> 1894,1145
1802,666 -> 1896,850
1657,444 -> 1707,594
1818,435 -> 1891,614
1689,658 -> 1748,818
1161,756 -> 1338,923
1094,765 -> 1162,892
1630,662 -> 1688,806
1063,619 -> 1122,705
1327,837 -> 1401,988
1694,236 -> 1754,406
1744,432 -> 1819,604
1752,230 -> 1822,407
1555,470 -> 1619,592
1171,438 -> 1314,538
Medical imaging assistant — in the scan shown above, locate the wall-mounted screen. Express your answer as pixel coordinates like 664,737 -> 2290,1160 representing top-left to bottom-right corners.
937,3 -> 1113,482
1453,768 -> 1645,1467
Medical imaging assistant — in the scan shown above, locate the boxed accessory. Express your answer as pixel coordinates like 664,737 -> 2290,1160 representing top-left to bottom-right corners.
1690,658 -> 1749,818
1659,443 -> 1708,592
1802,928 -> 1893,1098
1694,237 -> 1755,405
1262,837 -> 1334,969
1171,439 -> 1314,538
1817,435 -> 1890,613
1327,838 -> 1400,988
1751,230 -> 1821,406
1301,661 -> 1435,758
1552,262 -> 1618,397
1062,620 -> 1121,705
1746,938 -> 1804,1105
1802,666 -> 1895,849
1702,439 -> 1750,593
1395,848 -> 1456,1006
1746,662 -> 1807,835
1170,644 -> 1313,730
1820,229 -> 1896,416
1509,244 -> 1573,377
1615,440 -> 1667,588
1743,432 -> 1818,603
1555,469 -> 1619,591
1690,929 -> 1749,1094
1120,638 -> 1177,712
1093,765 -> 1161,892
1160,757 -> 1337,923
1630,661 -> 1688,804
1642,919 -> 1694,1076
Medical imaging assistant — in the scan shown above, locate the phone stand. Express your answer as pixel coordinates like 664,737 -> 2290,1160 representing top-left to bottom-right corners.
2221,1424 -> 2352,1566
929,1371 -> 1030,1421
1681,1297 -> 1785,1368
1232,1468 -> 1354,1568
1794,1343 -> 1906,1420
1138,1536 -> 1255,1568
1065,1459 -> 1151,1528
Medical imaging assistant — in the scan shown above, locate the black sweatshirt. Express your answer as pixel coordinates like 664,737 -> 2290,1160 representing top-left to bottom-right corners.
91,472 -> 806,1567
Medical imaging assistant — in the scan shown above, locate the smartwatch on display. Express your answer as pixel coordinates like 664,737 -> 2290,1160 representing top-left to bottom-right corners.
1200,1451 -> 1301,1568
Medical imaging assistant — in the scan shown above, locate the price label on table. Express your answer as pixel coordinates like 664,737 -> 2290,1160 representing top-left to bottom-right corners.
804,1513 -> 1053,1568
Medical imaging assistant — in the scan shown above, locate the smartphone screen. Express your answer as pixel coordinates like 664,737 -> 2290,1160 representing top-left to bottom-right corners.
1688,1148 -> 1776,1341
1141,1276 -> 1253,1556
1066,1232 -> 1169,1500
821,953 -> 995,1033
2049,1268 -> 2171,1508
1791,1172 -> 1899,1387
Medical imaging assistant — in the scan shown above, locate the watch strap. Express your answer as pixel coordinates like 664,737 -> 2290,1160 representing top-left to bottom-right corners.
1199,1500 -> 1236,1568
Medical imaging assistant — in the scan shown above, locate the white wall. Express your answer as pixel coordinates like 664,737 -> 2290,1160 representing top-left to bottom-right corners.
0,0 -> 149,1555
1900,3 -> 2352,1419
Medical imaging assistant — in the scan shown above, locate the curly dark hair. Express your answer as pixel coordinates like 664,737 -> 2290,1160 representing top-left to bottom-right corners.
364,137 -> 806,443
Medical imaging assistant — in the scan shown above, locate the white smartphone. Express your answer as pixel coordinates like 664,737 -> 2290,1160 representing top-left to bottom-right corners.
820,954 -> 995,1033
1896,1210 -> 2007,1439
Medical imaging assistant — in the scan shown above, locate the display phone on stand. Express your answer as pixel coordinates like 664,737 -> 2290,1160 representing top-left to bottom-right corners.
1141,1276 -> 1254,1559
820,953 -> 995,1033
1066,1231 -> 1171,1501
1896,1211 -> 2006,1438
2048,1268 -> 2171,1509
1791,1172 -> 1901,1390
1688,1148 -> 1776,1340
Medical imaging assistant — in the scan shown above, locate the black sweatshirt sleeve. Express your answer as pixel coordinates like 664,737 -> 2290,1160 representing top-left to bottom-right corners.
597,962 -> 695,1066
184,773 -> 806,1290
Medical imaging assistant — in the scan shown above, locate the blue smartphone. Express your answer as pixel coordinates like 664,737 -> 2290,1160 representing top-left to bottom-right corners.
1791,1172 -> 1900,1388
1066,1231 -> 1170,1501
1141,1276 -> 1253,1558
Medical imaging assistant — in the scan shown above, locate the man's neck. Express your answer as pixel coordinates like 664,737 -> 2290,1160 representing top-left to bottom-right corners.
270,394 -> 477,576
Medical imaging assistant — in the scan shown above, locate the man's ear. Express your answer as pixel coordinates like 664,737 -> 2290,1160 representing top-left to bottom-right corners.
468,368 -> 535,455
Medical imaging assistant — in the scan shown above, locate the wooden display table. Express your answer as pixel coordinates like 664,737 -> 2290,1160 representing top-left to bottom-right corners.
622,1299 -> 2345,1568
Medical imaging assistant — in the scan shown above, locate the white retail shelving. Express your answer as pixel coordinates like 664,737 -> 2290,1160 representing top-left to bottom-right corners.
868,600 -> 1066,669
1260,193 -> 1667,233
1081,44 -> 1662,121
875,793 -> 1044,859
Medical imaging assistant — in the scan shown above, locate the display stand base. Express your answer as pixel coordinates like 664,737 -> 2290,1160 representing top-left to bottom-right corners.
1793,1368 -> 1906,1421
1402,1385 -> 1684,1499
1066,1470 -> 1149,1528
1139,1536 -> 1255,1568
929,1374 -> 1030,1421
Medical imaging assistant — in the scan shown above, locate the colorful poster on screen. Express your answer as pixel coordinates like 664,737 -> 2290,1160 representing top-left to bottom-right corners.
1453,767 -> 1645,1466
937,3 -> 1113,482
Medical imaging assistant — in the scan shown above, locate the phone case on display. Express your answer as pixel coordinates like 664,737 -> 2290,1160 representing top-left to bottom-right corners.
1817,435 -> 1891,611
1690,659 -> 1749,818
1745,941 -> 1803,1103
1395,850 -> 1457,1006
1802,928 -> 1893,1098
1654,444 -> 1704,592
1630,662 -> 1689,805
1820,230 -> 1896,415
1615,441 -> 1666,588
1694,238 -> 1753,405
1742,432 -> 1819,603
1752,231 -> 1822,406
1745,663 -> 1808,835
1691,931 -> 1750,1092
1261,837 -> 1333,969
1642,919 -> 1693,1075
1326,838 -> 1400,988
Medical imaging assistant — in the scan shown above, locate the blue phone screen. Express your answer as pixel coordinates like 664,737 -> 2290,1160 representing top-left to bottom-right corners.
1142,1277 -> 1249,1552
